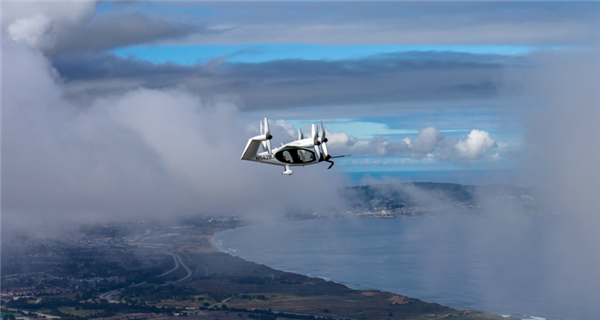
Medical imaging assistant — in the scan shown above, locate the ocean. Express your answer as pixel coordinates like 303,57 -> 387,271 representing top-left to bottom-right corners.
212,216 -> 599,320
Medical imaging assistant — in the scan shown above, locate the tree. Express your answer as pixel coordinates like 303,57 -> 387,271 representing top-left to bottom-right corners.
4,314 -> 17,320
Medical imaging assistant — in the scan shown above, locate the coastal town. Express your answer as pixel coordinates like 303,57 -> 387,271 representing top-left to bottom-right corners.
2,183 -> 540,320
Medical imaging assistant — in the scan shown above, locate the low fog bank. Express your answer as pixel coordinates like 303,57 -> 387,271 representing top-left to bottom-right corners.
1,41 -> 346,239
344,180 -> 546,217
340,49 -> 600,312
519,49 -> 600,309
521,49 -> 600,222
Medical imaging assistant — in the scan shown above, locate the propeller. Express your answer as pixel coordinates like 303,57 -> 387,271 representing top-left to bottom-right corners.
264,117 -> 272,140
262,117 -> 272,155
314,139 -> 321,161
265,117 -> 273,154
260,120 -> 268,153
318,121 -> 348,169
319,120 -> 329,161
311,123 -> 319,146
298,127 -> 304,140
311,123 -> 321,160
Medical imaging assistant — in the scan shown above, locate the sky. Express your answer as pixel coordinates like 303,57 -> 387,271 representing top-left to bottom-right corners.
1,1 -> 599,230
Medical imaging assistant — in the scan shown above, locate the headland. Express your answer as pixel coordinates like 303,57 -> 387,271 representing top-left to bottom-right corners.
2,214 -> 523,320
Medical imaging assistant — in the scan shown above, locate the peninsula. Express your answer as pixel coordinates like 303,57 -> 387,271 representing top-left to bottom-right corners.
2,216 -> 517,320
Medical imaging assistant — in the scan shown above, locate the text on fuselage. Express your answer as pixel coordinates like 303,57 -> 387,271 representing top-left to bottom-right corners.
256,154 -> 274,161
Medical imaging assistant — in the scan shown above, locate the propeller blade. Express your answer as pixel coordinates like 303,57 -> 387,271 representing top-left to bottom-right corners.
264,117 -> 272,140
260,120 -> 267,152
314,143 -> 321,161
298,127 -> 304,140
319,120 -> 327,143
322,139 -> 329,160
318,121 -> 330,160
311,124 -> 319,145
267,140 -> 272,155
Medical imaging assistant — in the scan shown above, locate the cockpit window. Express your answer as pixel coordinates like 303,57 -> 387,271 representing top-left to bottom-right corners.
282,151 -> 293,163
275,148 -> 316,164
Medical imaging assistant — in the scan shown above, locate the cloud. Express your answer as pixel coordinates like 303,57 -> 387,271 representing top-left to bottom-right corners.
3,2 -> 201,55
3,1 -> 96,51
512,49 -> 600,217
410,127 -> 444,157
297,124 -> 497,162
507,48 -> 600,310
1,40 -> 346,235
152,2 -> 600,46
7,14 -> 54,48
454,130 -> 498,160
52,50 -> 515,112
47,13 -> 202,55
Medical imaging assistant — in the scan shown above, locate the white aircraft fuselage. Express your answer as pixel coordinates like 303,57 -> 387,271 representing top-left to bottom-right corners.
240,118 -> 345,175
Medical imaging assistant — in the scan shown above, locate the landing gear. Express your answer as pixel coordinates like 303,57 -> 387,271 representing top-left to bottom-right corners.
282,165 -> 293,175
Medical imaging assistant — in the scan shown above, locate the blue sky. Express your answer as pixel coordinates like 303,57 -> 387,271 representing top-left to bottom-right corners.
14,0 -> 596,184
3,0 -> 598,230
114,44 -> 538,65
113,34 -> 532,179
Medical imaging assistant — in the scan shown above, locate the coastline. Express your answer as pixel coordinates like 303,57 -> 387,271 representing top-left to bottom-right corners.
207,221 -> 516,320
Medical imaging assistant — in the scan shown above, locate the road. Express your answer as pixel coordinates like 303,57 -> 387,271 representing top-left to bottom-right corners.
100,251 -> 190,300
158,252 -> 180,277
209,297 -> 232,308
193,264 -> 208,277
99,281 -> 146,301
172,254 -> 192,283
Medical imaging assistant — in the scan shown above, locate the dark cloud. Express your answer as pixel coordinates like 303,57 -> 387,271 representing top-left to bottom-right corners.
171,2 -> 599,46
52,51 -> 518,111
47,13 -> 203,55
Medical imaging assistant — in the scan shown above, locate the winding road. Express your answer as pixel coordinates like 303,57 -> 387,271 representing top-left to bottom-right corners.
100,251 -> 192,301
158,252 -> 180,277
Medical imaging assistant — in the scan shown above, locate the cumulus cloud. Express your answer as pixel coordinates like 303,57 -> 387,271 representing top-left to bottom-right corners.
454,130 -> 498,160
410,127 -> 444,157
271,123 -> 498,162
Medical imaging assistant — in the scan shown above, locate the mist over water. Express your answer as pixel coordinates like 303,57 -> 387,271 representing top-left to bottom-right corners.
214,216 -> 600,320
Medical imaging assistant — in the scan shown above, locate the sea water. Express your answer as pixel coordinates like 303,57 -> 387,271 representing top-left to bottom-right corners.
213,216 -> 599,320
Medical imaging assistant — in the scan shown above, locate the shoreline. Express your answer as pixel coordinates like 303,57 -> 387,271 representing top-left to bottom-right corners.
207,221 -> 516,320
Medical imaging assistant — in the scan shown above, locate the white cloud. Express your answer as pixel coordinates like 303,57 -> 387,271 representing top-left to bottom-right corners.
7,15 -> 54,48
2,41 -> 345,234
411,127 -> 444,157
3,1 -> 96,50
272,120 -> 497,163
454,129 -> 498,160
274,119 -> 296,137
